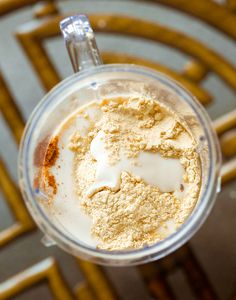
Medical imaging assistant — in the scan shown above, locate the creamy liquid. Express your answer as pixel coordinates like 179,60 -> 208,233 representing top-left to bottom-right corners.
87,130 -> 184,196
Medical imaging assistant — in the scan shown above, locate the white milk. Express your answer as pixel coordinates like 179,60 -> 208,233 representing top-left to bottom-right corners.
87,130 -> 184,197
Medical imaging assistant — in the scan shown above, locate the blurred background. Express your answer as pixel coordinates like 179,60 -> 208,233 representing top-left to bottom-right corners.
0,0 -> 236,299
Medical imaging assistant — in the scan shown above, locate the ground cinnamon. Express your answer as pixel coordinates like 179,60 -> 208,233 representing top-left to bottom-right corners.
43,136 -> 59,167
34,135 -> 59,195
45,169 -> 57,195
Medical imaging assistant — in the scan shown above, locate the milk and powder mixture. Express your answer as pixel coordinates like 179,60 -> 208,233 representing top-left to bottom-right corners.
37,97 -> 201,250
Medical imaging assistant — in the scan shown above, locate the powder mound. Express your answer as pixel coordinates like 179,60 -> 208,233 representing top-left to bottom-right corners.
81,172 -> 181,250
70,97 -> 201,250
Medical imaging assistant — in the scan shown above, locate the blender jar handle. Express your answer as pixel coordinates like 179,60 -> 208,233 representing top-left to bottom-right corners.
60,15 -> 102,73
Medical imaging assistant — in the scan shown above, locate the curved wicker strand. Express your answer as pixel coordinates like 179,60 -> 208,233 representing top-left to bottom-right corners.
0,159 -> 34,247
0,0 -> 40,16
150,0 -> 236,40
221,158 -> 236,184
220,129 -> 236,157
0,258 -> 75,300
213,110 -> 236,135
0,74 -> 25,144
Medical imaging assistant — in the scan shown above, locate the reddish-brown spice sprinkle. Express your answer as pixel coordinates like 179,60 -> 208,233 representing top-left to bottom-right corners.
43,136 -> 59,167
43,136 -> 59,195
34,135 -> 59,196
47,172 -> 57,195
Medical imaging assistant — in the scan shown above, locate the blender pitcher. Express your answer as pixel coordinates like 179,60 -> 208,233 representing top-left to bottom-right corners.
18,14 -> 221,266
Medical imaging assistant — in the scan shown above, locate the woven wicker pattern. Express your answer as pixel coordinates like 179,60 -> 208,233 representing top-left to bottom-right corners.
0,1 -> 236,299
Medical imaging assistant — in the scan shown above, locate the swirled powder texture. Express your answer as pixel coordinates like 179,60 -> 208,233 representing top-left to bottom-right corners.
69,97 -> 201,250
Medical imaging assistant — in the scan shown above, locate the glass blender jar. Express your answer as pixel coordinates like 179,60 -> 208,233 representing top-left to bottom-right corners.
18,15 -> 221,266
